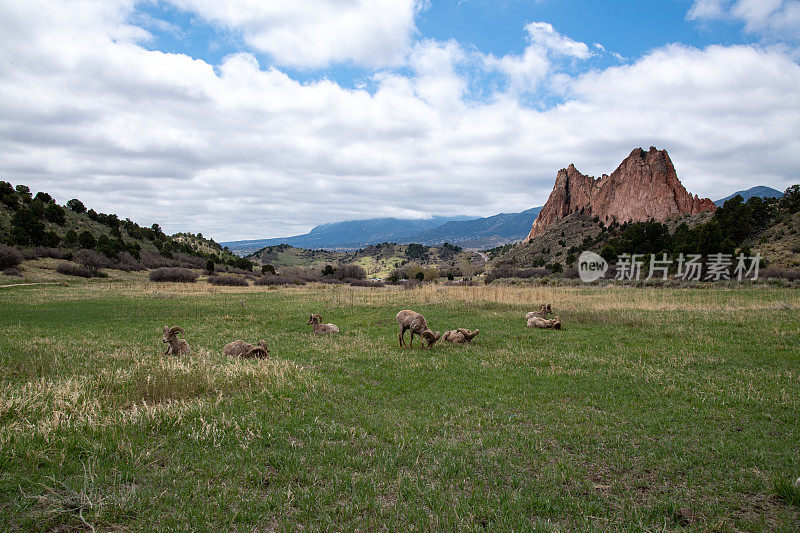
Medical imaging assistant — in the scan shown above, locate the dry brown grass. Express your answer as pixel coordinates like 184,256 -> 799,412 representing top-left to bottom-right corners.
8,279 -> 799,312
0,346 -> 311,444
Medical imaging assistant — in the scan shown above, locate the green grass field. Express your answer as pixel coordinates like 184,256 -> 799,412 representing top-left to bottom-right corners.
1,282 -> 799,531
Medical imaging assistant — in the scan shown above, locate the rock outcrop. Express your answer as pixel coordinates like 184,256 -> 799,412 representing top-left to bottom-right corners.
524,147 -> 716,241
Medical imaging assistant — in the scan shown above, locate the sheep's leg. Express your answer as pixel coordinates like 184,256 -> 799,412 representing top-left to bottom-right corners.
399,327 -> 406,347
163,346 -> 171,355
409,331 -> 414,348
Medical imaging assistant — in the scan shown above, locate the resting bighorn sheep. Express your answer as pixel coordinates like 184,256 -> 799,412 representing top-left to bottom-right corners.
222,340 -> 269,358
307,314 -> 340,334
527,315 -> 562,329
162,325 -> 190,355
525,303 -> 553,320
442,328 -> 480,344
396,310 -> 441,349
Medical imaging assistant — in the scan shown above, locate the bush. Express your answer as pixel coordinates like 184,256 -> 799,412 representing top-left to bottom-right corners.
56,262 -> 97,278
74,249 -> 113,269
485,266 -> 549,283
254,275 -> 306,286
172,252 -> 206,269
333,263 -> 366,280
3,267 -> 22,277
208,275 -> 249,286
140,250 -> 178,269
0,245 -> 24,270
149,267 -> 199,283
115,251 -> 143,271
32,247 -> 64,259
760,267 -> 800,281
78,230 -> 96,249
205,258 -> 215,273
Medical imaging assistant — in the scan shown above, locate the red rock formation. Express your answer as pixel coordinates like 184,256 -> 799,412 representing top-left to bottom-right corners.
524,147 -> 716,241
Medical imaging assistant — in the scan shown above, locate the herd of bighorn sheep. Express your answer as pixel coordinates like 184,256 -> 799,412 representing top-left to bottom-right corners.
161,303 -> 562,356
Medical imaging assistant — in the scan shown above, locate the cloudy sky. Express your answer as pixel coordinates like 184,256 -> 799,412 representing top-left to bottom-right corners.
1,0 -> 799,241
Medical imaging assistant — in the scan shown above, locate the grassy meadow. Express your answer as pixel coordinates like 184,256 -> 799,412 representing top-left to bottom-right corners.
1,280 -> 799,531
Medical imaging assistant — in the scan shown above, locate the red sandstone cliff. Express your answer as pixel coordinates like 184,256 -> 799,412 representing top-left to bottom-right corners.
524,147 -> 716,241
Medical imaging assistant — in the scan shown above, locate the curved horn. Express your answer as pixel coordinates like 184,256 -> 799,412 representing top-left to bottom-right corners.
246,347 -> 268,358
169,326 -> 184,335
464,328 -> 479,340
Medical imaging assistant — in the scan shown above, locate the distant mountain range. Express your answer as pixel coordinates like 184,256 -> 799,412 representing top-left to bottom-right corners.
713,186 -> 784,206
223,216 -> 470,255
222,185 -> 783,255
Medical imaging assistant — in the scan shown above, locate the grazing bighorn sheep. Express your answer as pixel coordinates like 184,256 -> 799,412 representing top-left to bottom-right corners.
442,328 -> 480,344
162,326 -> 190,355
526,315 -> 562,329
222,340 -> 269,358
307,314 -> 340,334
396,310 -> 441,349
525,303 -> 553,320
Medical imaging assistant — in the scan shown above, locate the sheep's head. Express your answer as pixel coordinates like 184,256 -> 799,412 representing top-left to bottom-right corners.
421,330 -> 441,348
307,314 -> 321,325
552,316 -> 562,329
257,340 -> 269,352
545,303 -> 552,314
162,326 -> 184,343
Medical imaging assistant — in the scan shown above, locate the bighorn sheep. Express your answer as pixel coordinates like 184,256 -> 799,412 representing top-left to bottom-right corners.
442,328 -> 480,344
162,325 -> 190,355
307,314 -> 340,334
525,303 -> 553,320
526,315 -> 562,329
222,340 -> 269,358
396,310 -> 441,349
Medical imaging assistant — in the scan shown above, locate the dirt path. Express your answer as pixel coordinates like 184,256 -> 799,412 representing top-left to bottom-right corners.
0,282 -> 66,289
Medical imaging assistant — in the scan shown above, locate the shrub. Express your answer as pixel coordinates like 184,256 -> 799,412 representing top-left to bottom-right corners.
2,267 -> 22,277
140,250 -> 179,269
56,262 -> 96,278
254,275 -> 306,286
333,263 -> 366,280
172,252 -> 205,269
208,275 -> 249,286
74,249 -> 113,269
0,245 -> 24,269
32,247 -> 64,259
205,258 -> 215,273
115,251 -> 143,271
63,229 -> 78,246
760,267 -> 800,281
485,266 -> 549,283
262,264 -> 276,275
149,267 -> 199,283
78,230 -> 96,249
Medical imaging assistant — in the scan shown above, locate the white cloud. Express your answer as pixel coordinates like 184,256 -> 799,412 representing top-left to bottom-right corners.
484,22 -> 592,93
688,0 -> 800,39
164,0 -> 420,68
0,1 -> 799,241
